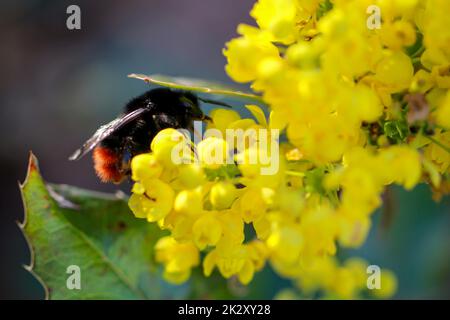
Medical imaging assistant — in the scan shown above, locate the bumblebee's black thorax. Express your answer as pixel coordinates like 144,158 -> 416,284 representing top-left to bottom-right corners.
100,88 -> 200,156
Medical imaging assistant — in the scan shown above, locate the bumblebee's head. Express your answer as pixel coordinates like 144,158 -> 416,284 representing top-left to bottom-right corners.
180,92 -> 211,122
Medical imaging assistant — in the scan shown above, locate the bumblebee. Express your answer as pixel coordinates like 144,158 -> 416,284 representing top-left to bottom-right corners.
69,88 -> 214,184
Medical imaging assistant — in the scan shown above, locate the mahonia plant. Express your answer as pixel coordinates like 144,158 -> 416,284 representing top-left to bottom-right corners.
127,0 -> 450,299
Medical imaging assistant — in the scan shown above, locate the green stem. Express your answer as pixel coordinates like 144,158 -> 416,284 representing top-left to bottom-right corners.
425,135 -> 450,154
411,45 -> 425,59
285,170 -> 305,177
326,190 -> 340,208
411,57 -> 421,65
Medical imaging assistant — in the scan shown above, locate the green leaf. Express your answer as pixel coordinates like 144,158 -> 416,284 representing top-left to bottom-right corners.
406,31 -> 424,58
204,164 -> 241,181
304,167 -> 327,196
383,120 -> 409,142
128,73 -> 264,103
19,153 -> 232,299
317,0 -> 333,20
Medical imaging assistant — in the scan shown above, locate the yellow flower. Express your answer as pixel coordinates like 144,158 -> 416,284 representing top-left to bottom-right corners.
174,187 -> 203,216
424,131 -> 450,174
374,51 -> 414,92
288,115 -> 354,164
223,24 -> 280,83
176,164 -> 206,189
436,90 -> 450,129
204,243 -> 246,279
410,70 -> 434,93
196,136 -> 229,169
192,212 -> 223,250
300,205 -> 338,257
370,269 -> 398,299
131,153 -> 162,181
239,187 -> 268,223
379,20 -> 417,51
151,128 -> 190,167
336,84 -> 383,124
128,179 -> 175,222
218,209 -> 245,245
155,237 -> 200,284
208,109 -> 241,136
210,181 -> 237,210
344,257 -> 369,286
247,240 -> 269,271
378,0 -> 420,21
203,240 -> 264,285
253,216 -> 271,240
237,146 -> 285,188
336,212 -> 372,248
250,0 -> 314,45
379,146 -> 422,190
274,186 -> 304,218
422,0 -> 450,62
267,223 -> 303,265
238,260 -> 255,285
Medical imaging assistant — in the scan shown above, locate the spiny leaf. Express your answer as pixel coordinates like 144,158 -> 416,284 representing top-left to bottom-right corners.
20,153 -> 174,299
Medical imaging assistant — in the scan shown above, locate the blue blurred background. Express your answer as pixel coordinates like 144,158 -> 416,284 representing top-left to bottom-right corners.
0,0 -> 448,299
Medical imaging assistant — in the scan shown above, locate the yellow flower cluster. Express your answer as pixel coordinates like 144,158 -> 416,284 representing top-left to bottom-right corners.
294,257 -> 397,299
128,0 -> 450,298
128,110 -> 276,285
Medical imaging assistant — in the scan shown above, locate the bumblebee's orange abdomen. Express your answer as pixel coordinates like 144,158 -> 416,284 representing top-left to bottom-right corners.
93,146 -> 124,183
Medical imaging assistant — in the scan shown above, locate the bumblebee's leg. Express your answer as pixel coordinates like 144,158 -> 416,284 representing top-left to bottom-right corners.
117,136 -> 136,177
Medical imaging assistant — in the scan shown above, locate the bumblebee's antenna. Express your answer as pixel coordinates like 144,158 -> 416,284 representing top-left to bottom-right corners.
198,97 -> 233,108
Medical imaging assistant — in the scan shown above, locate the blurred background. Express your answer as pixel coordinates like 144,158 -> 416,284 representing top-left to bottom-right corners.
0,0 -> 448,299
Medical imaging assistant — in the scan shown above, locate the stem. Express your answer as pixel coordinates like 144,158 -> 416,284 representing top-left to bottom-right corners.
425,135 -> 450,154
411,57 -> 421,65
326,190 -> 340,208
285,170 -> 305,177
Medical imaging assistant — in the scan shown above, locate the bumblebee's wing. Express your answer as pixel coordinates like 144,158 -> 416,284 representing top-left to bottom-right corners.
69,107 -> 150,161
